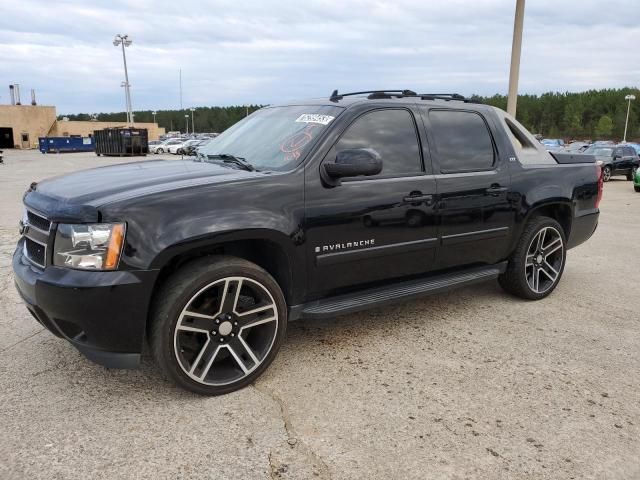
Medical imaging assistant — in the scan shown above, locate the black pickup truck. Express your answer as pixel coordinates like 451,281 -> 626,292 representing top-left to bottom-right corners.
13,90 -> 602,395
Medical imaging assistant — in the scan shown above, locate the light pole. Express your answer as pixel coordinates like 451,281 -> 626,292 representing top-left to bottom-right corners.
185,114 -> 189,135
190,108 -> 195,134
507,0 -> 526,117
113,34 -> 133,125
245,104 -> 249,117
152,111 -> 157,124
623,94 -> 636,143
120,81 -> 130,123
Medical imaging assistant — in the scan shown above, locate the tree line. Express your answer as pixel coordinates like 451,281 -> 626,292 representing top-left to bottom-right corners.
61,87 -> 639,141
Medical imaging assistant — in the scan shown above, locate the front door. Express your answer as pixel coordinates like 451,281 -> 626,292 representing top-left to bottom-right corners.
420,108 -> 513,269
304,107 -> 438,297
20,132 -> 30,149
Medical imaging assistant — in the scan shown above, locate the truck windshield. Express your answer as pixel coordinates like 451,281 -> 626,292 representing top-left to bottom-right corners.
197,105 -> 343,171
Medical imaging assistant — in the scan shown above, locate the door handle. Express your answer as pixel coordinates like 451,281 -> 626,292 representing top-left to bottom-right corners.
485,185 -> 507,196
403,193 -> 433,205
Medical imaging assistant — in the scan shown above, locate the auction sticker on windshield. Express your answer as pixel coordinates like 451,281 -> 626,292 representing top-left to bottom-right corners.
295,114 -> 335,125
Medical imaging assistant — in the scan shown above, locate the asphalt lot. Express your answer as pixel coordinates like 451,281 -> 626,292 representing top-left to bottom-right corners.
0,149 -> 638,480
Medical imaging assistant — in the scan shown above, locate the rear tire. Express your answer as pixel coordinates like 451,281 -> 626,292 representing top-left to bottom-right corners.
635,186 -> 640,193
602,166 -> 611,182
629,167 -> 638,181
149,256 -> 287,395
499,216 -> 566,300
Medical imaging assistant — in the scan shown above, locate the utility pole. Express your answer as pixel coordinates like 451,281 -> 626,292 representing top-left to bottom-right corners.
623,94 -> 636,143
113,34 -> 133,125
152,111 -> 157,124
185,114 -> 189,135
190,108 -> 195,134
507,0 -> 525,117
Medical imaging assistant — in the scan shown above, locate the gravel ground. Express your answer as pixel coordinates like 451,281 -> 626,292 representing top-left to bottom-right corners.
0,149 -> 638,480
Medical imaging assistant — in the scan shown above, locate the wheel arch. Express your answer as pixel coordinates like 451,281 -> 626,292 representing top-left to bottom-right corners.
526,202 -> 573,240
146,232 -> 298,335
509,200 -> 573,255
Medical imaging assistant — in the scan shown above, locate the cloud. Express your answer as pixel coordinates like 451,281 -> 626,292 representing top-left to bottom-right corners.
0,0 -> 638,113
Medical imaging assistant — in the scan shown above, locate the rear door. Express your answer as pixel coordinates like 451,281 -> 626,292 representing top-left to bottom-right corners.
420,108 -> 513,269
611,147 -> 626,173
622,147 -> 638,171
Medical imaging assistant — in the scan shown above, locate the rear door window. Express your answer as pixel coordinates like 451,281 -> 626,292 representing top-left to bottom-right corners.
428,110 -> 495,173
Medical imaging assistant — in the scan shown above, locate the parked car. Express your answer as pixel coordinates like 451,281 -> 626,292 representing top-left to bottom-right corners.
564,141 -> 590,153
582,144 -> 639,181
169,139 -> 201,155
184,139 -> 211,156
151,139 -> 182,154
541,138 -> 565,151
626,143 -> 640,155
13,89 -> 601,395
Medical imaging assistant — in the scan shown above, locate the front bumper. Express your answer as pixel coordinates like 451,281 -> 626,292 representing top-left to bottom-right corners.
13,241 -> 158,369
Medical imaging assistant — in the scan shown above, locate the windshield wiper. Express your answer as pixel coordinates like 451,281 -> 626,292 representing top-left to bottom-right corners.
204,154 -> 256,172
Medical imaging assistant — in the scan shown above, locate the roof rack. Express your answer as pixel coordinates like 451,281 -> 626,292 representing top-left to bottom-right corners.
329,89 -> 477,103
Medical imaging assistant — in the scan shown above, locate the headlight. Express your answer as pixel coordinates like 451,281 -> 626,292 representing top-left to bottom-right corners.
54,223 -> 126,270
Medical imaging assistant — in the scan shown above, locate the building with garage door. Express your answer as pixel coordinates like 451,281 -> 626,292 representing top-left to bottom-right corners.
0,104 -> 57,149
0,104 -> 164,149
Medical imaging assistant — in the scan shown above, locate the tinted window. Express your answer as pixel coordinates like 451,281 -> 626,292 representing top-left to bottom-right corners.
333,109 -> 422,177
624,147 -> 635,156
429,110 -> 495,172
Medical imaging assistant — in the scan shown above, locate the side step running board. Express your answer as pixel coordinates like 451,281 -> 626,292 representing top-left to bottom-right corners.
290,263 -> 506,321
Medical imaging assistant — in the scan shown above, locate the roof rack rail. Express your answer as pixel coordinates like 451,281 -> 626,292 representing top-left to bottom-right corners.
329,89 -> 477,103
418,93 -> 477,103
330,89 -> 417,101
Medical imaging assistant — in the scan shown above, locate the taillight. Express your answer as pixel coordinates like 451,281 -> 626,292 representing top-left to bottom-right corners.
595,162 -> 603,209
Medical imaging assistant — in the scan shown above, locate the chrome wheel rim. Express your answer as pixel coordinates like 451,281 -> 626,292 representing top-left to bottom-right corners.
603,167 -> 611,181
525,226 -> 564,294
173,276 -> 278,386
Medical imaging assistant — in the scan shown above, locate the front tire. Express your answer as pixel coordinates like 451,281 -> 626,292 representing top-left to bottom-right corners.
149,256 -> 287,395
602,166 -> 612,182
628,167 -> 638,181
499,217 -> 566,300
634,186 -> 640,192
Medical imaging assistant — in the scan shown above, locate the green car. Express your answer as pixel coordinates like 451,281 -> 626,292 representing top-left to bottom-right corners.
635,167 -> 640,192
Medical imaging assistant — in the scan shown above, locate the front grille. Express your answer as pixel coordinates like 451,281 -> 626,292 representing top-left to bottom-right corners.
24,237 -> 46,267
22,208 -> 51,268
26,210 -> 51,232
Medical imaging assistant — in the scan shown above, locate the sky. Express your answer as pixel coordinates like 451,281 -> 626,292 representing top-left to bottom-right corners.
1,0 -> 638,114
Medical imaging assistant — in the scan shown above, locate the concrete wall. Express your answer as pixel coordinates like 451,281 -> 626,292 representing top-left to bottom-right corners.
0,105 -> 166,148
0,105 -> 57,148
52,121 -> 165,141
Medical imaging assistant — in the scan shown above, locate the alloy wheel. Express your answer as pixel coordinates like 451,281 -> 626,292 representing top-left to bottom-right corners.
525,226 -> 564,294
603,166 -> 611,181
173,276 -> 279,386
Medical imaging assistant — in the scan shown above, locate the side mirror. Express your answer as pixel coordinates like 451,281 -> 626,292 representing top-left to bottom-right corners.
323,148 -> 382,183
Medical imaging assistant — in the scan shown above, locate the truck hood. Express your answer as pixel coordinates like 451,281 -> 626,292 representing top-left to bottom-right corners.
24,159 -> 257,222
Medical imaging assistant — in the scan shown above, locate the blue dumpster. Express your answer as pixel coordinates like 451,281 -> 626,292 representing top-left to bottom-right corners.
38,136 -> 95,154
